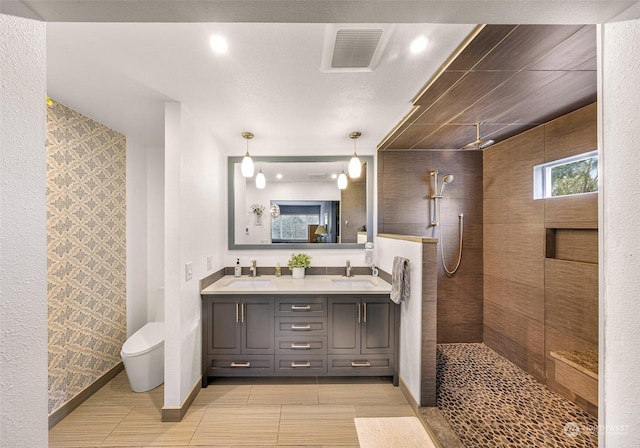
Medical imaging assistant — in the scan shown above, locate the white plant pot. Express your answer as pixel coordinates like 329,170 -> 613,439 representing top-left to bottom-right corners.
291,267 -> 305,279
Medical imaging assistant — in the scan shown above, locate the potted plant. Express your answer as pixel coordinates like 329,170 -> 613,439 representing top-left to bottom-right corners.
288,252 -> 311,279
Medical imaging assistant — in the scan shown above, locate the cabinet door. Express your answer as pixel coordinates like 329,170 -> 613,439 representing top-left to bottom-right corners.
208,298 -> 242,355
362,297 -> 394,354
328,297 -> 360,354
242,298 -> 275,354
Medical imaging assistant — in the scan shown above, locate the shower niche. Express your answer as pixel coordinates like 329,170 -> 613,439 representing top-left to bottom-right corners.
545,228 -> 598,264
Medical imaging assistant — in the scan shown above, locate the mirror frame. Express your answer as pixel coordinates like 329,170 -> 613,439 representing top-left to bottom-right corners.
228,155 -> 373,250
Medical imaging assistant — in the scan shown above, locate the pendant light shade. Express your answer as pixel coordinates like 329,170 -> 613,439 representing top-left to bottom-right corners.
348,131 -> 362,178
241,132 -> 254,177
337,167 -> 348,190
348,156 -> 361,178
255,167 -> 266,189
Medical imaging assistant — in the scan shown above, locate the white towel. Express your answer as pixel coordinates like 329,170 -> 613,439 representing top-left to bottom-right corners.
390,256 -> 410,304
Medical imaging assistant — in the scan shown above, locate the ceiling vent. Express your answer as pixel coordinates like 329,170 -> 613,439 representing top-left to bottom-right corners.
332,29 -> 383,68
321,25 -> 393,73
308,173 -> 328,181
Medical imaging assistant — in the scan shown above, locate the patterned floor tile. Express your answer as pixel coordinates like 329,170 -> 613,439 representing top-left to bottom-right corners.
437,343 -> 598,447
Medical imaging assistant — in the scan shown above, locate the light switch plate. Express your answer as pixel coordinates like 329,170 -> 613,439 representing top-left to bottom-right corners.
206,255 -> 213,271
185,262 -> 193,281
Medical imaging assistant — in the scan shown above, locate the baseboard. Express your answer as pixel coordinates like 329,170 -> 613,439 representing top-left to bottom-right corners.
399,376 -> 420,416
162,375 -> 202,422
48,362 -> 124,429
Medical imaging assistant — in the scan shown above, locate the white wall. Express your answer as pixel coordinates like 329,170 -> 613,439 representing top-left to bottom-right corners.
0,14 -> 48,446
376,235 -> 423,405
600,19 -> 640,447
147,145 -> 165,322
164,102 -> 224,408
126,138 -> 149,335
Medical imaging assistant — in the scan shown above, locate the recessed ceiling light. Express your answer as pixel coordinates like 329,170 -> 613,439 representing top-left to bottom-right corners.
331,173 -> 337,179
209,35 -> 228,54
276,173 -> 283,179
410,36 -> 428,54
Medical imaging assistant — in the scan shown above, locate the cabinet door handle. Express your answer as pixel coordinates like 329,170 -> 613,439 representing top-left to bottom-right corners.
235,303 -> 240,323
357,303 -> 361,323
351,361 -> 371,367
291,343 -> 311,349
291,361 -> 311,368
291,305 -> 311,311
230,362 -> 251,368
241,302 -> 245,323
291,324 -> 311,330
363,302 -> 367,323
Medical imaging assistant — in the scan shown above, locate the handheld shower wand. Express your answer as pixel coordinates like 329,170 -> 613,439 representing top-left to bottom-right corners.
430,170 -> 464,276
440,174 -> 454,195
430,171 -> 455,225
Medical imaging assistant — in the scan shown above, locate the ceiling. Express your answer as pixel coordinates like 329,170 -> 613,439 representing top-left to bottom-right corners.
6,1 -> 639,154
379,24 -> 597,150
45,22 -> 475,152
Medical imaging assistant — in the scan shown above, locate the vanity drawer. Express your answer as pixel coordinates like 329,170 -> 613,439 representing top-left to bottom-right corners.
275,297 -> 327,317
275,355 -> 327,374
275,336 -> 327,354
207,355 -> 274,376
327,354 -> 394,375
275,317 -> 327,336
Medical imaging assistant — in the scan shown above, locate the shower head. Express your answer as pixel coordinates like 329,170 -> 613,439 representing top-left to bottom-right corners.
439,174 -> 454,195
462,122 -> 495,150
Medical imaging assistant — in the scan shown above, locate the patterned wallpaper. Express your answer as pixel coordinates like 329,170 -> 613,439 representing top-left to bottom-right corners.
46,100 -> 127,414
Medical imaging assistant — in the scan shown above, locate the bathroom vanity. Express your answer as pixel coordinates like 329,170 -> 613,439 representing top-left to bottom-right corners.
200,275 -> 397,387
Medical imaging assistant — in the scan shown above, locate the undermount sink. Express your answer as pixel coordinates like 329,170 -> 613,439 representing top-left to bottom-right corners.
226,279 -> 271,287
331,279 -> 375,288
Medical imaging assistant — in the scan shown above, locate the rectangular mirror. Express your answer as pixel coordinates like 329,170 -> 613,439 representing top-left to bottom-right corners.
228,156 -> 373,250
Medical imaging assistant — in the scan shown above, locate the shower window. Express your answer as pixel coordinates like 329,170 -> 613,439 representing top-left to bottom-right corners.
534,150 -> 599,199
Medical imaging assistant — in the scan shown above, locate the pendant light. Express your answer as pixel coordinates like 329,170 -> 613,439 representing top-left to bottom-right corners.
337,164 -> 348,190
348,131 -> 362,178
241,131 -> 254,177
255,166 -> 266,189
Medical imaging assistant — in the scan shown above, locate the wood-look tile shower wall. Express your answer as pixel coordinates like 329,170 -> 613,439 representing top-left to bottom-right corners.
483,103 -> 598,414
377,150 -> 484,343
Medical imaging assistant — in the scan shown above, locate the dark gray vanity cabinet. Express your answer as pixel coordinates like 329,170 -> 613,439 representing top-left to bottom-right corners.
202,293 -> 396,386
203,296 -> 274,382
327,296 -> 395,375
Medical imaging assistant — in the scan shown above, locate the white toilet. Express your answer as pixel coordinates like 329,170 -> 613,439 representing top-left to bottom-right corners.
121,321 -> 165,392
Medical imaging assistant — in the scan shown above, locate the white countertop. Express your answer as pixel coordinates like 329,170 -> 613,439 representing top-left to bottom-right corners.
201,274 -> 392,295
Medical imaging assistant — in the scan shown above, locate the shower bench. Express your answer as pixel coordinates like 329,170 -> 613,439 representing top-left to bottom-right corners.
550,349 -> 598,415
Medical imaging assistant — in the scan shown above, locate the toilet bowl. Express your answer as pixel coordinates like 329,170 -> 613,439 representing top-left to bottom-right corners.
121,322 -> 164,392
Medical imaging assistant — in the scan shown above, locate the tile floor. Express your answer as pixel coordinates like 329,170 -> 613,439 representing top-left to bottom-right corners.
49,374 -> 414,447
437,343 -> 599,447
50,343 -> 600,447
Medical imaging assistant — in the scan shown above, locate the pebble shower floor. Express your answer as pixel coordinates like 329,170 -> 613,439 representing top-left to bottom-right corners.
437,343 -> 598,447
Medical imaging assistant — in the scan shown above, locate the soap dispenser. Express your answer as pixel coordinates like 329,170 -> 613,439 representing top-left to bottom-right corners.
234,259 -> 242,277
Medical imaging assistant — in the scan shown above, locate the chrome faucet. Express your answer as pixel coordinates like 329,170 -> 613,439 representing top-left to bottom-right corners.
250,260 -> 258,277
345,260 -> 353,278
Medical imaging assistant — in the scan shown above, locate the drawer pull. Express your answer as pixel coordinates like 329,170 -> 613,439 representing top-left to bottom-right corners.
351,361 -> 371,368
230,362 -> 251,368
291,324 -> 311,330
291,305 -> 311,311
291,361 -> 311,368
291,343 -> 311,349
